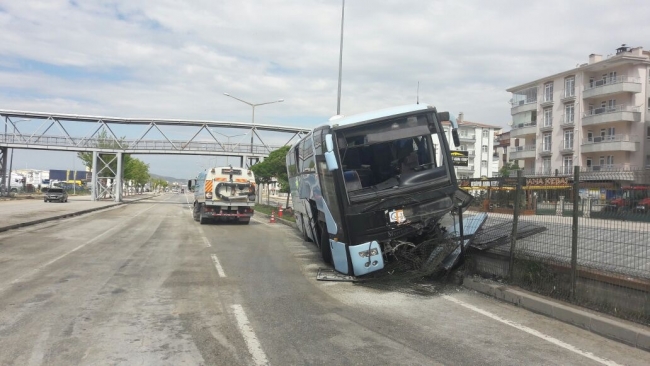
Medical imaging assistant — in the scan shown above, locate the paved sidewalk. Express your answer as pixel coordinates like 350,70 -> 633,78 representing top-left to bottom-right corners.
464,276 -> 650,352
0,194 -> 158,232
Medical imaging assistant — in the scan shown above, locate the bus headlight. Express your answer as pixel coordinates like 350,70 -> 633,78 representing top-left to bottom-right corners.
358,248 -> 379,258
206,192 -> 213,199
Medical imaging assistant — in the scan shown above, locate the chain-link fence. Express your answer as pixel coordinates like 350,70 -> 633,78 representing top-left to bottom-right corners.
463,168 -> 650,325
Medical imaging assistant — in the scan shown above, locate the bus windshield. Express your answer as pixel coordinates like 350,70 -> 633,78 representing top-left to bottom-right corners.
337,114 -> 447,200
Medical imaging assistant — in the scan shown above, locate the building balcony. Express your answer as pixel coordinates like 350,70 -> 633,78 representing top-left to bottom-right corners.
539,120 -> 553,132
456,165 -> 474,172
539,145 -> 552,156
582,76 -> 641,99
580,134 -> 638,154
560,114 -> 575,128
581,105 -> 641,127
559,139 -> 574,154
560,166 -> 574,175
510,100 -> 537,115
467,150 -> 475,157
582,164 -> 637,172
540,95 -> 553,107
510,121 -> 537,137
458,134 -> 475,142
560,89 -> 576,101
509,145 -> 536,159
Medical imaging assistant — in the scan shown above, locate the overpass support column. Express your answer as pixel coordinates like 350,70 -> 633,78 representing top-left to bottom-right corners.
91,151 -> 98,201
115,152 -> 123,202
0,147 -> 7,195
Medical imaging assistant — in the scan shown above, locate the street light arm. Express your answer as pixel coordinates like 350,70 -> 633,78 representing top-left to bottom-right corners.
252,99 -> 284,107
223,93 -> 254,107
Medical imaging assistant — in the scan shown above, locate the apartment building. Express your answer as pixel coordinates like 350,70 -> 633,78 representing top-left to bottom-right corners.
507,45 -> 650,176
440,117 -> 502,179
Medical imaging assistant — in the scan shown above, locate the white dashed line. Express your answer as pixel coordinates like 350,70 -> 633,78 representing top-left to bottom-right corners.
231,304 -> 269,366
441,295 -> 622,366
210,254 -> 226,277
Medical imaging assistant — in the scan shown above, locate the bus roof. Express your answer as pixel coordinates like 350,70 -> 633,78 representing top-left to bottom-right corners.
325,104 -> 435,129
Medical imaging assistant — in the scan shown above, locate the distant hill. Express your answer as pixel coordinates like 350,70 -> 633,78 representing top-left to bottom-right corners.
150,173 -> 186,185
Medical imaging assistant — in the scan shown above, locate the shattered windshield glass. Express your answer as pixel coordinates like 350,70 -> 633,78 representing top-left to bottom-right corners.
337,113 -> 448,199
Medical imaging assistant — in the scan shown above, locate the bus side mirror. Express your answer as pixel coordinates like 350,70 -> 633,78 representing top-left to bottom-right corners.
437,112 -> 450,122
324,151 -> 339,171
452,129 -> 460,147
187,179 -> 195,191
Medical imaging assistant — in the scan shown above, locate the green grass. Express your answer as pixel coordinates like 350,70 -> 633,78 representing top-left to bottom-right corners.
255,204 -> 296,222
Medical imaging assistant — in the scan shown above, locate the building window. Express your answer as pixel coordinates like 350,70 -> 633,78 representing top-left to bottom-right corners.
608,99 -> 616,111
482,129 -> 488,138
542,158 -> 551,174
563,130 -> 573,149
542,133 -> 552,151
586,158 -> 592,168
564,76 -> 575,97
481,160 -> 487,168
563,156 -> 573,174
647,126 -> 650,139
482,145 -> 488,153
544,82 -> 553,102
543,107 -> 552,127
599,156 -> 605,167
564,103 -> 574,124
606,155 -> 614,166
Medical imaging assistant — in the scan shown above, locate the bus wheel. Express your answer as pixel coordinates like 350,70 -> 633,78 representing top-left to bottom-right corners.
301,214 -> 312,242
320,223 -> 333,264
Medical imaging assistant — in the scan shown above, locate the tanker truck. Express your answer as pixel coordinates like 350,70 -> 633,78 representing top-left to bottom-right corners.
188,166 -> 256,224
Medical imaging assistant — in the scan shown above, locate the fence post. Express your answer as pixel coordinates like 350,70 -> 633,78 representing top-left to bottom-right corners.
508,169 -> 523,279
570,166 -> 580,301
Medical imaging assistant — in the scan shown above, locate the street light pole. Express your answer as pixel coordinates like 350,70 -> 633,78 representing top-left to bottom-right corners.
212,131 -> 247,166
337,0 -> 346,115
223,93 -> 283,164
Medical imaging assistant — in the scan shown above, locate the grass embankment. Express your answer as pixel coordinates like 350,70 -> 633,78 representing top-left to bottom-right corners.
255,203 -> 296,222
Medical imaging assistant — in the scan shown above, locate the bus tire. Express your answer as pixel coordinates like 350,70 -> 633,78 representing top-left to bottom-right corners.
320,223 -> 333,264
301,214 -> 312,242
199,214 -> 207,225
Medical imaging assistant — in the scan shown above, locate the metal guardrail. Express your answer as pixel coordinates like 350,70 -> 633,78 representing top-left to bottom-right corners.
584,105 -> 640,116
581,134 -> 636,145
584,76 -> 641,90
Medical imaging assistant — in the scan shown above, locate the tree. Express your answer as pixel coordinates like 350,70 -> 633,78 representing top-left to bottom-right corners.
499,161 -> 520,178
250,145 -> 291,205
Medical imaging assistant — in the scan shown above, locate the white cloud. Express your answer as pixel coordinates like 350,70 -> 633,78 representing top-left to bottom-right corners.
2,0 -> 650,177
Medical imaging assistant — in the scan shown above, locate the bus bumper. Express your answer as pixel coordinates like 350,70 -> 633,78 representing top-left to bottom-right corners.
331,240 -> 384,276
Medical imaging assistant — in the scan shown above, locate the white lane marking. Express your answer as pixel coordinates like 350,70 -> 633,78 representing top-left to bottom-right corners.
210,254 -> 226,277
199,227 -> 211,247
441,295 -> 622,366
231,304 -> 269,366
185,193 -> 194,217
2,202 -> 160,291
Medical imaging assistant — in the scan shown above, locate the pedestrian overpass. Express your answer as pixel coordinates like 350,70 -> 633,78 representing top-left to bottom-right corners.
0,109 -> 311,202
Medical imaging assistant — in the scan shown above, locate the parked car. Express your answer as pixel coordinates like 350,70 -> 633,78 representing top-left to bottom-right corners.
44,187 -> 68,203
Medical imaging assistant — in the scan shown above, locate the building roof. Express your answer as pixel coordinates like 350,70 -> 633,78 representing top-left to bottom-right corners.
507,47 -> 650,92
442,120 -> 503,129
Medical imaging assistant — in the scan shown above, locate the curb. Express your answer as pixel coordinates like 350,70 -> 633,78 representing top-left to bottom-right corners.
256,212 -> 295,228
463,277 -> 650,351
0,195 -> 156,233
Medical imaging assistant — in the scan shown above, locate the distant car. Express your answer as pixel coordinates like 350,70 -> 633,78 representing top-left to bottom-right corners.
44,187 -> 68,203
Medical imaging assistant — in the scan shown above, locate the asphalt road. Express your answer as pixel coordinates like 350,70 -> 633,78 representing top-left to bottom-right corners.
0,193 -> 647,365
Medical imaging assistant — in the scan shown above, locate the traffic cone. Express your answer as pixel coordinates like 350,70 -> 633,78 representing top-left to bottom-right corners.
270,210 -> 276,223
278,206 -> 283,218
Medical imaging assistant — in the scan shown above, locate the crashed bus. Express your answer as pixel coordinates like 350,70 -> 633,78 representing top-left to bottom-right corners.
286,104 -> 471,277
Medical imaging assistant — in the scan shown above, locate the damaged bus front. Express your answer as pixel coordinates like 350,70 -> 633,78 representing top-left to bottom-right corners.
287,104 -> 470,277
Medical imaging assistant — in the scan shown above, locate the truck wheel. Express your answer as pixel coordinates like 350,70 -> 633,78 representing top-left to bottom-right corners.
320,222 -> 333,264
193,203 -> 200,222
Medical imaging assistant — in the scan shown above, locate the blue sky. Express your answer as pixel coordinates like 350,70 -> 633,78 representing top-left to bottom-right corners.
2,0 -> 650,178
